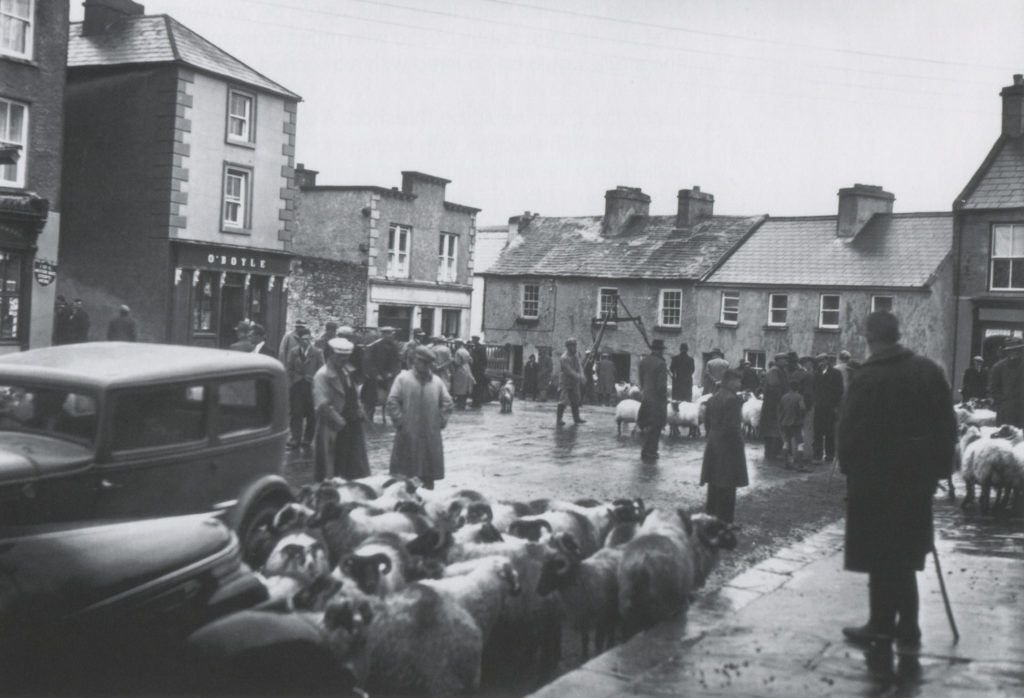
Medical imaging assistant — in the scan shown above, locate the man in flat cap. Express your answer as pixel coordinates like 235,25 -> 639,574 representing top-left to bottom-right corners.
811,352 -> 844,464
960,355 -> 988,403
557,337 -> 586,426
106,304 -> 137,342
989,338 -> 1024,427
386,344 -> 454,489
760,352 -> 789,461
278,320 -> 308,365
229,319 -> 254,352
313,337 -> 369,480
638,338 -> 668,461
286,326 -> 323,450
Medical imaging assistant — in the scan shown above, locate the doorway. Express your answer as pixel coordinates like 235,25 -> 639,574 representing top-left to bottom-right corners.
219,274 -> 247,348
378,305 -> 412,341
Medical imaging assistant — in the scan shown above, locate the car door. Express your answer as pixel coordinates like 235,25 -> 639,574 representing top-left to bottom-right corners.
94,382 -> 212,520
206,374 -> 279,505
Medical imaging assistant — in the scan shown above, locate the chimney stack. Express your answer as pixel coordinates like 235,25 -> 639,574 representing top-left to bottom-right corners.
677,186 -> 714,228
294,163 -> 318,188
82,0 -> 144,37
837,184 -> 894,239
1001,74 -> 1024,138
602,186 -> 650,237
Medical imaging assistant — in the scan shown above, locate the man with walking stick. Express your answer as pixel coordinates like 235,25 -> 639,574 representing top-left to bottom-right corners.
837,311 -> 957,650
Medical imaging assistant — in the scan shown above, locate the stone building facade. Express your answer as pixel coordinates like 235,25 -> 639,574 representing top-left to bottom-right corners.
952,74 -> 1024,390
0,0 -> 68,352
291,167 -> 478,340
58,0 -> 300,347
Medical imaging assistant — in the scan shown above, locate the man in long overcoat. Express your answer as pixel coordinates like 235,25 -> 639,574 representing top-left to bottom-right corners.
811,353 -> 843,463
670,343 -> 695,401
760,353 -> 788,460
556,338 -> 585,426
960,355 -> 988,402
286,327 -> 324,449
596,353 -> 617,406
312,338 -> 370,481
469,335 -> 489,407
988,339 -> 1023,427
450,340 -> 474,409
386,345 -> 454,489
837,311 -> 956,648
537,350 -> 553,401
700,369 -> 748,523
638,339 -> 668,461
522,354 -> 539,400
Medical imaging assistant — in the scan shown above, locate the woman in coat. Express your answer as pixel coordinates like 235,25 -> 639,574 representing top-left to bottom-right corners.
386,345 -> 455,488
699,369 -> 748,523
312,338 -> 370,481
451,340 -> 475,410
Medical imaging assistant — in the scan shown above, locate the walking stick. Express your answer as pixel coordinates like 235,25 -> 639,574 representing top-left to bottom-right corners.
931,545 -> 960,644
826,456 -> 839,493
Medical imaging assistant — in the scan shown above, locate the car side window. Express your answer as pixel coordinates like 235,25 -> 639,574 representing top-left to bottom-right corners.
111,384 -> 206,451
216,377 -> 271,437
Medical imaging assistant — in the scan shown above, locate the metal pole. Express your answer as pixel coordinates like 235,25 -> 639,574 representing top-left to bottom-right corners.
931,545 -> 960,644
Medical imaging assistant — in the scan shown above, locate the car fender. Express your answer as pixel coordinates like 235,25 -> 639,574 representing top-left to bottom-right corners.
226,475 -> 293,531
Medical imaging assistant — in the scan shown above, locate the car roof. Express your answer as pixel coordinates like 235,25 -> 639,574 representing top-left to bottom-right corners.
0,342 -> 284,389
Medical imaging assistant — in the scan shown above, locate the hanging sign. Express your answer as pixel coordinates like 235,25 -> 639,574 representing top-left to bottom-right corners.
33,258 -> 57,286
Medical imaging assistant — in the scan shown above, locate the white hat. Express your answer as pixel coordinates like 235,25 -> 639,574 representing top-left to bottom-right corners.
328,338 -> 354,355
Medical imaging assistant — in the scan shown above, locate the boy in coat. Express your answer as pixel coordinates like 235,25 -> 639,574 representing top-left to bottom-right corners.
778,379 -> 807,470
700,369 -> 749,523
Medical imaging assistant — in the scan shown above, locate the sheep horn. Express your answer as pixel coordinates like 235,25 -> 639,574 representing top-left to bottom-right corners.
537,519 -> 553,534
370,552 -> 393,575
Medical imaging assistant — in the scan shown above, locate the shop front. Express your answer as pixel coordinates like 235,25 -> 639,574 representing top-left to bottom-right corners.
170,241 -> 292,349
0,192 -> 48,355
972,301 -> 1024,366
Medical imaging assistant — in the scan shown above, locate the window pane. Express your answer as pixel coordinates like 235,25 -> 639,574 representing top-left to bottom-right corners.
822,295 -> 839,310
112,385 -> 206,450
1012,259 -> 1024,289
1013,226 -> 1024,257
993,226 -> 1012,257
217,378 -> 271,435
992,259 -> 1010,288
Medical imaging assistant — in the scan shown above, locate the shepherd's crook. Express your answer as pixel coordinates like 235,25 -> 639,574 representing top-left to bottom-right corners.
931,545 -> 959,644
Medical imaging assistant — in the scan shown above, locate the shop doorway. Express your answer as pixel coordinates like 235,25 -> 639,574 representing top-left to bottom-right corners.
378,305 -> 412,341
419,307 -> 434,338
219,274 -> 246,348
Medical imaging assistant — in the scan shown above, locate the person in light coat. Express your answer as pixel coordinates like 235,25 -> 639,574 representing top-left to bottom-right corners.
312,338 -> 369,481
386,345 -> 454,489
451,340 -> 475,410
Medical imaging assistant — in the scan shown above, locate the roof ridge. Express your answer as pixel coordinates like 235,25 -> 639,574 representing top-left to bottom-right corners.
163,14 -> 299,100
162,15 -> 180,62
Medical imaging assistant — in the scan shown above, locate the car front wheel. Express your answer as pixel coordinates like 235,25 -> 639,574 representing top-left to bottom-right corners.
237,496 -> 288,569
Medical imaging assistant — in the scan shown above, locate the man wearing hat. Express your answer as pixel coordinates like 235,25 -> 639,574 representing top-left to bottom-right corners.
386,344 -> 454,489
249,323 -> 276,359
229,319 -> 253,352
960,355 -> 988,403
811,352 -> 844,464
313,337 -> 369,480
286,326 -> 323,449
557,337 -> 586,426
700,368 -> 748,523
402,328 -> 428,370
988,338 -> 1023,427
469,334 -> 489,408
701,348 -> 729,395
430,336 -> 453,391
315,321 -> 339,362
106,304 -> 137,342
278,320 -> 308,365
761,352 -> 788,461
638,339 -> 669,461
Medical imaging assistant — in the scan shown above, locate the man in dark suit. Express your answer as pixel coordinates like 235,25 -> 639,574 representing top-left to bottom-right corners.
700,369 -> 748,523
638,339 -> 668,462
811,352 -> 844,463
670,342 -> 695,402
286,327 -> 323,449
249,324 -> 277,359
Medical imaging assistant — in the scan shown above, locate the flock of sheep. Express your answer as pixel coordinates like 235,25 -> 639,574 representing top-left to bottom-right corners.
612,383 -> 761,439
245,477 -> 738,695
954,401 -> 1024,514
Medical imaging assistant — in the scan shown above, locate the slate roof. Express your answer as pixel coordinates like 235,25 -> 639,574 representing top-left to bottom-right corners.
482,214 -> 766,280
68,15 -> 300,100
957,136 -> 1024,210
707,213 -> 951,288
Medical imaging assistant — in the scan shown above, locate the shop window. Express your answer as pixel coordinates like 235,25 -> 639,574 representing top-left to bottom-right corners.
388,224 -> 410,277
226,88 -> 255,144
768,293 -> 788,327
819,294 -> 840,329
659,289 -> 682,327
441,308 -> 460,337
438,232 -> 457,282
0,0 -> 33,60
991,224 -> 1024,290
192,271 -> 215,332
216,377 -> 271,436
111,384 -> 206,451
0,97 -> 27,187
0,250 -> 22,340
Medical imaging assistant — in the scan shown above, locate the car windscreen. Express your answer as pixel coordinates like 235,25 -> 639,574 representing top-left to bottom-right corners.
0,383 -> 98,445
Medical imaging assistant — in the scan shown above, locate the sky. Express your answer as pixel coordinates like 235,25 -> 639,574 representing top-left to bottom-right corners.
71,0 -> 1024,226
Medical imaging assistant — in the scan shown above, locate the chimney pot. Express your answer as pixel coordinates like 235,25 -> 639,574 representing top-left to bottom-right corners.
82,0 -> 144,37
836,184 -> 894,239
1001,74 -> 1024,137
676,187 -> 714,228
1015,74 -> 1024,86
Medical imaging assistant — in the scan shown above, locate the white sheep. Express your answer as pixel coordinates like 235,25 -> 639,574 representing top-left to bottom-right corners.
615,382 -> 641,402
960,425 -> 1022,513
615,398 -> 641,437
954,402 -> 997,429
741,394 -> 762,438
536,533 -> 624,659
508,510 -> 601,558
420,555 -> 521,644
666,400 -> 702,438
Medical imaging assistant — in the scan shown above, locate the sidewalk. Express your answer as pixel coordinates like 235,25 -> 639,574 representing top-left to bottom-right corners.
532,505 -> 1024,697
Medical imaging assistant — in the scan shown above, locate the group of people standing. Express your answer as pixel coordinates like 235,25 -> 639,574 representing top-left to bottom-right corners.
960,339 -> 1024,428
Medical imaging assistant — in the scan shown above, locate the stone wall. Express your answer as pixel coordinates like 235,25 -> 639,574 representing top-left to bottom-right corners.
287,256 -> 368,335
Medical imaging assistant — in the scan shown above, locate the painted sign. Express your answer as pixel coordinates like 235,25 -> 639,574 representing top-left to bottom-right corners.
33,258 -> 57,286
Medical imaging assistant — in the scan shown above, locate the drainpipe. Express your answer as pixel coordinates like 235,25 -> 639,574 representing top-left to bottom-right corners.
950,200 -> 964,399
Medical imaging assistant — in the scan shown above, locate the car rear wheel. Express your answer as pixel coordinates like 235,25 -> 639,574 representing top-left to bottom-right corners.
237,496 -> 288,569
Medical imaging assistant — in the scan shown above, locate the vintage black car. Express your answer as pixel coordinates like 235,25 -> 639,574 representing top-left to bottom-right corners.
0,514 -> 269,693
0,342 -> 293,561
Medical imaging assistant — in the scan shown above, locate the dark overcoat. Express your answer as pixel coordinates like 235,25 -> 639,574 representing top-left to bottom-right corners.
988,355 -> 1023,427
638,352 -> 668,428
760,365 -> 786,439
700,389 -> 749,488
837,344 -> 956,573
670,353 -> 695,401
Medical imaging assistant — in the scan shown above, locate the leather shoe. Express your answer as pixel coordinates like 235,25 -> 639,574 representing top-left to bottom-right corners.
842,624 -> 892,645
573,419 -> 586,424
